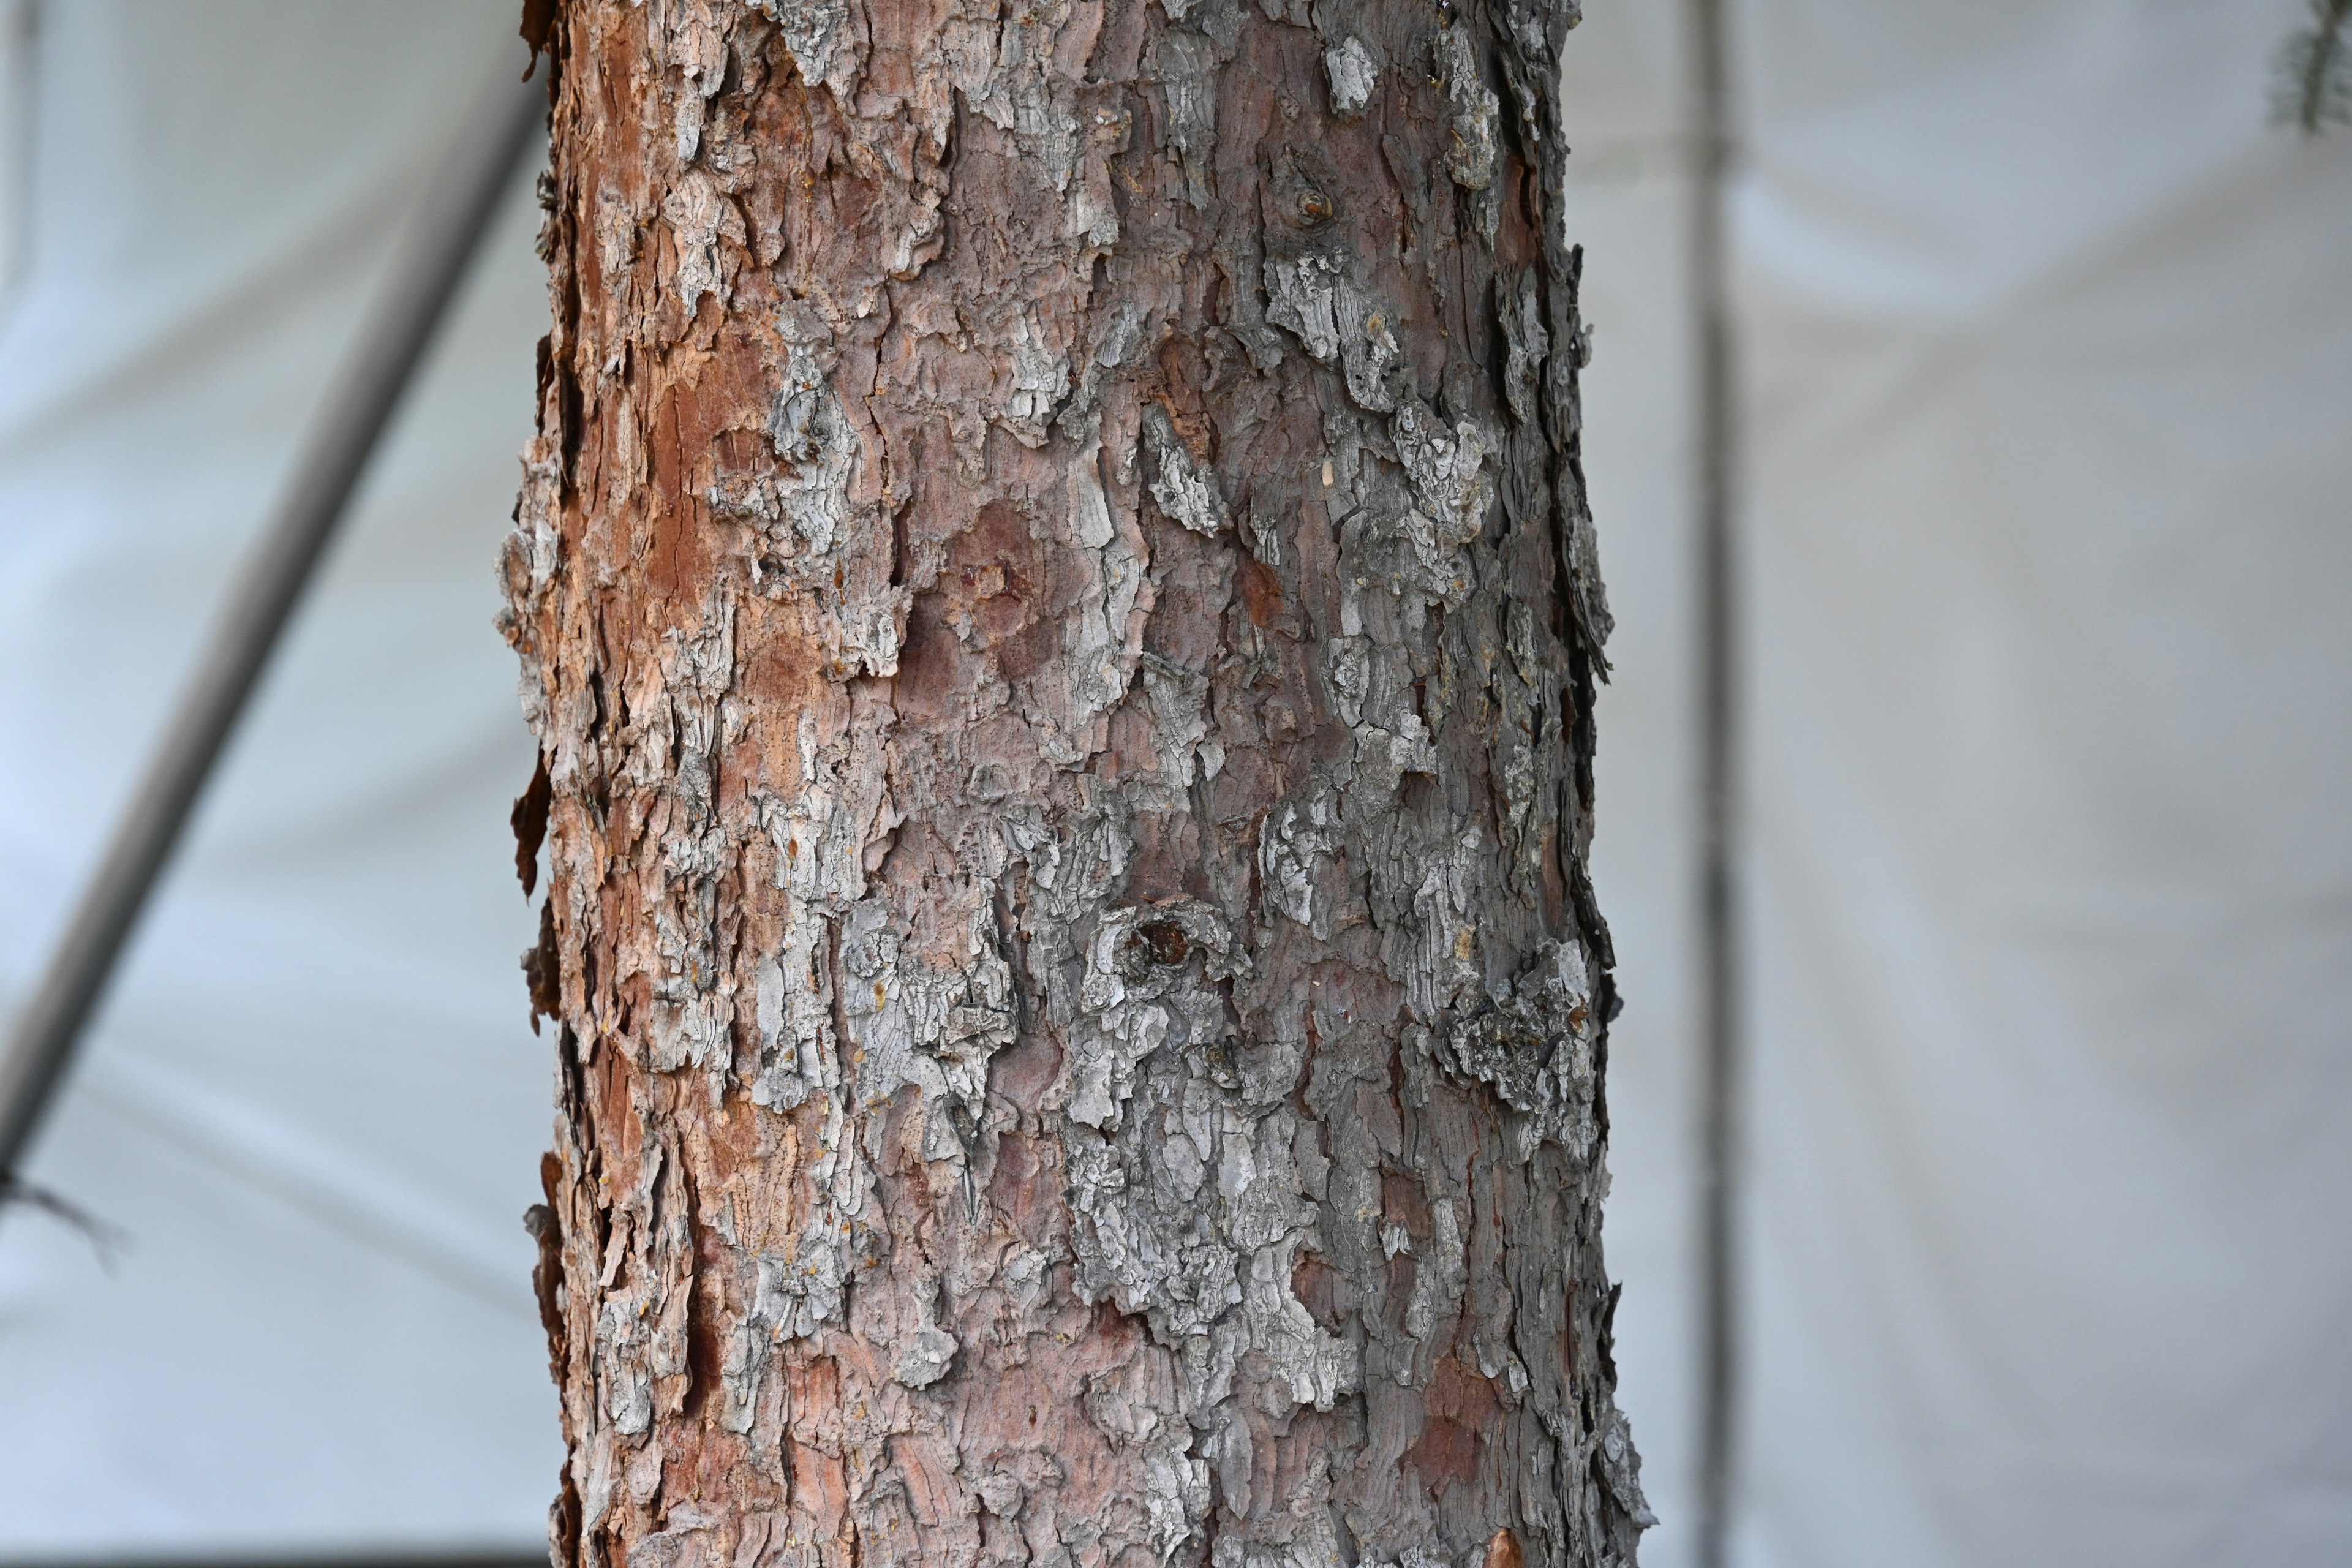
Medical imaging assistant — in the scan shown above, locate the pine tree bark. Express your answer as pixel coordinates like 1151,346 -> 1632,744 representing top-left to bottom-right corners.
503,2 -> 1647,1568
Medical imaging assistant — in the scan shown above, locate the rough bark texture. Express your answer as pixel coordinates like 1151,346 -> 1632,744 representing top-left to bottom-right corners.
502,2 -> 1646,1568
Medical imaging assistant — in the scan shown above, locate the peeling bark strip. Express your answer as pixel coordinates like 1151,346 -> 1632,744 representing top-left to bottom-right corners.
501,2 -> 1646,1568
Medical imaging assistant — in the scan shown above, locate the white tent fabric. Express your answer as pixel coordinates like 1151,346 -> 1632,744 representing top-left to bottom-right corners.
0,1 -> 2345,1564
0,3 -> 558,1554
1726,4 -> 2352,1564
1562,1 -> 2352,1565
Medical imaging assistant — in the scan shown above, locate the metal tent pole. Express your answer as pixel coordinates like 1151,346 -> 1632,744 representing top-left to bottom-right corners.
1690,0 -> 1744,1563
0,55 -> 546,1187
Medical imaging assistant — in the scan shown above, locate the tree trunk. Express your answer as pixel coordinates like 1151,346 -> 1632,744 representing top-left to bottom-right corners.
503,1 -> 1647,1567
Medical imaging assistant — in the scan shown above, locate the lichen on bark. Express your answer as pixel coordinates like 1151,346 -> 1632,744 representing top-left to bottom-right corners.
502,2 -> 1646,1567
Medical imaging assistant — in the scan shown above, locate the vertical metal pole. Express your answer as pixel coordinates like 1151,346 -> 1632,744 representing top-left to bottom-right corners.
1689,0 -> 1742,1563
0,57 -> 545,1188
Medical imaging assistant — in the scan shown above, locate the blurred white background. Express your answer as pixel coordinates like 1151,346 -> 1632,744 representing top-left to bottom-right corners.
0,2 -> 2345,1566
0,3 -> 558,1555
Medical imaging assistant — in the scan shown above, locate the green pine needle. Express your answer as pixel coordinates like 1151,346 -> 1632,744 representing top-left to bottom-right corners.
2275,0 -> 2352,135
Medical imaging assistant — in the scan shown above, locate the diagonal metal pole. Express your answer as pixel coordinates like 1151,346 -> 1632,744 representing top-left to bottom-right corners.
0,55 -> 545,1186
1690,0 -> 1743,1564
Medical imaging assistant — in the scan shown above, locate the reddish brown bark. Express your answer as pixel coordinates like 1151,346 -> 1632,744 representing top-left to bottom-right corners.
504,2 -> 1646,1567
